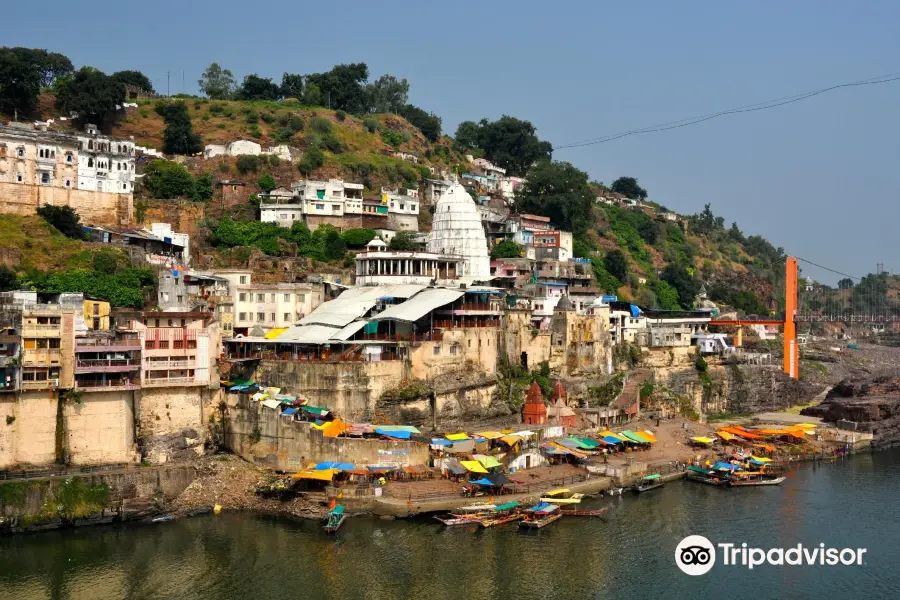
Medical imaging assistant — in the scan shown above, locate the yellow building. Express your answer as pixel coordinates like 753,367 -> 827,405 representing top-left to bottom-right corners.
84,299 -> 111,330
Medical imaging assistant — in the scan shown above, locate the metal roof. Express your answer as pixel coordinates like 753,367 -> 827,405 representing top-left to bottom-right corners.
277,324 -> 339,343
330,320 -> 369,341
298,284 -> 425,328
371,288 -> 464,323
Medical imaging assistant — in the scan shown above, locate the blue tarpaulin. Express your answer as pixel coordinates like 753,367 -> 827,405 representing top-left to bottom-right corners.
526,502 -> 551,512
602,436 -> 625,445
376,428 -> 411,439
714,461 -> 741,471
629,304 -> 642,317
468,478 -> 494,486
315,462 -> 339,470
281,407 -> 298,416
431,439 -> 453,446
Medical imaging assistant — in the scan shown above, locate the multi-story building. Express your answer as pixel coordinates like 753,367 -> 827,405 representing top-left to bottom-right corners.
232,282 -> 324,336
19,302 -> 76,390
381,187 -> 420,232
354,238 -> 464,287
0,123 -> 79,188
131,312 -> 214,387
291,178 -> 364,229
76,124 -> 136,194
157,270 -> 230,313
83,299 -> 111,331
0,326 -> 20,392
73,332 -> 141,391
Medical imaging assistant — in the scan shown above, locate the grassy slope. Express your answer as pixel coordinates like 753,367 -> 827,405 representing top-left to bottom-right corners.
0,215 -> 93,273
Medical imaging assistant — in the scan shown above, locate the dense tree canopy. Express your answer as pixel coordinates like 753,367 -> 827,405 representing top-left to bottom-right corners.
143,160 -> 196,199
837,278 -> 854,289
490,239 -> 522,259
458,116 -> 552,176
611,176 -> 648,200
398,104 -> 441,141
0,47 -> 73,114
155,101 -> 202,155
238,74 -> 280,100
0,266 -> 17,292
365,74 -> 409,114
388,231 -> 417,251
198,63 -> 236,99
603,249 -> 629,283
111,70 -> 154,93
661,263 -> 700,309
513,160 -> 594,235
36,205 -> 87,240
55,67 -> 124,122
305,63 -> 369,112
280,73 -> 303,99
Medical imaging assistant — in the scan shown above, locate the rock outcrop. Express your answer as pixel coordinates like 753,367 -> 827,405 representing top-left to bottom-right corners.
802,375 -> 900,448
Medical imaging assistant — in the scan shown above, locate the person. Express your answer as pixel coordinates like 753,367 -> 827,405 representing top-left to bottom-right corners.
378,476 -> 386,487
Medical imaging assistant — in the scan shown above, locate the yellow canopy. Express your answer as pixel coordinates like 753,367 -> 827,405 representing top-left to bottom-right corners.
264,328 -> 288,339
475,431 -> 504,440
292,469 -> 337,481
543,488 -> 570,496
322,419 -> 350,438
459,460 -> 488,474
500,435 -> 521,446
717,431 -> 736,441
446,433 -> 469,441
750,455 -> 772,463
691,437 -> 715,444
640,430 -> 657,443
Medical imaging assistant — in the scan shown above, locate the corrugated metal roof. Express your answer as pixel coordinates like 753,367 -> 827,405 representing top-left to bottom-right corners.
330,320 -> 368,341
277,324 -> 339,343
298,284 -> 426,328
371,288 -> 464,323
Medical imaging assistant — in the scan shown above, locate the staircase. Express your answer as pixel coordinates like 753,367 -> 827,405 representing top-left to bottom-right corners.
614,369 -> 651,417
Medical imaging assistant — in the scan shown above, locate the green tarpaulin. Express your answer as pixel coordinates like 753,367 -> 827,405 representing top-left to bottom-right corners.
301,406 -> 330,416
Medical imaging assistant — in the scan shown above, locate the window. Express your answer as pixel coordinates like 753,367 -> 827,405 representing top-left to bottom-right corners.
65,179 -> 71,187
256,294 -> 264,302
270,312 -> 276,322
283,294 -> 290,301
315,203 -> 324,210
410,204 -> 416,211
433,345 -> 441,356
17,147 -> 25,157
40,172 -> 50,185
450,344 -> 459,356
257,312 -> 265,322
280,213 -> 287,219
88,158 -> 94,167
159,340 -> 169,349
167,319 -> 174,326
239,293 -> 247,302
187,340 -> 197,349
283,313 -> 291,322
238,312 -> 247,321
468,340 -> 472,348
298,293 -> 305,303
173,340 -> 184,349
239,276 -> 247,284
269,294 -> 275,302
16,173 -> 23,183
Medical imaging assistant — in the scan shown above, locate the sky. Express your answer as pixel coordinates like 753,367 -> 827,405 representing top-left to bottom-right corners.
7,0 -> 900,283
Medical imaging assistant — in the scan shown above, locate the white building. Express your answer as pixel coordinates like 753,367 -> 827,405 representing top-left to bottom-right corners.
233,282 -> 325,335
150,223 -> 190,266
498,176 -> 525,204
426,183 -> 492,283
355,238 -> 464,286
382,187 -> 420,231
469,157 -> 506,179
76,123 -> 135,194
290,178 -> 364,219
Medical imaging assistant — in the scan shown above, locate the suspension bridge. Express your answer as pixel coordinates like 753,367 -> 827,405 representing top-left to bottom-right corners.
711,257 -> 899,379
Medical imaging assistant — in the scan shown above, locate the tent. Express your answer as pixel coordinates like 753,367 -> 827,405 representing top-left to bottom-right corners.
375,425 -> 422,434
376,428 -> 411,439
474,455 -> 503,469
717,431 -> 736,441
640,430 -> 657,443
321,420 -> 351,438
430,439 -> 453,447
443,458 -> 467,475
445,432 -> 470,441
293,469 -> 337,481
577,437 -> 602,449
475,431 -> 504,440
621,430 -> 650,444
499,435 -> 522,447
446,440 -> 476,454
602,436 -> 625,446
460,460 -> 489,474
691,437 -> 716,445
631,431 -> 655,444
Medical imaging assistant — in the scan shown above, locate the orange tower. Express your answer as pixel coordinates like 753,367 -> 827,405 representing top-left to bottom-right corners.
783,256 -> 799,379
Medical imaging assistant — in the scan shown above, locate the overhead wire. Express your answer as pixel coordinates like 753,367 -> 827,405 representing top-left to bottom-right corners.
555,71 -> 900,149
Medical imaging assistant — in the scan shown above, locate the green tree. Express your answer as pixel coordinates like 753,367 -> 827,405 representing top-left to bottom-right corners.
474,116 -> 552,176
323,228 -> 346,260
637,220 -> 660,245
198,63 -> 236,100
297,146 -> 324,176
603,249 -> 628,283
454,120 -> 482,150
236,155 -> 262,175
364,74 -> 409,113
388,231 -> 416,251
110,70 -> 154,92
36,205 -> 87,240
695,203 -> 716,234
192,173 -> 214,202
398,104 -> 441,141
257,173 -> 277,193
280,73 -> 303,99
301,82 -> 323,106
155,101 -> 202,155
0,266 -> 18,292
0,47 -> 73,115
237,74 -> 280,100
55,67 -> 124,122
727,221 -> 745,243
341,228 -> 376,248
513,160 -> 594,234
91,248 -> 121,274
611,176 -> 648,200
652,279 -> 681,310
305,63 -> 369,112
142,159 -> 195,199
662,263 -> 699,309
490,239 -> 522,259
837,278 -> 854,289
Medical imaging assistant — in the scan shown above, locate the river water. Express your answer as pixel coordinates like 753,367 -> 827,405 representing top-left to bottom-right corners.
2,450 -> 899,600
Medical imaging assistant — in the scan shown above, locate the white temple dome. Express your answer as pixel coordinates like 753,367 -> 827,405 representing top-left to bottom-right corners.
426,183 -> 491,282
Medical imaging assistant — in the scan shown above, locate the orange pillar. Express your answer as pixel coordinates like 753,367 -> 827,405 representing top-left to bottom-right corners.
783,257 -> 799,379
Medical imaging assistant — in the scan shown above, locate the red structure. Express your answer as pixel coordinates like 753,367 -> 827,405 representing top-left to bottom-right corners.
522,381 -> 548,425
548,380 -> 576,428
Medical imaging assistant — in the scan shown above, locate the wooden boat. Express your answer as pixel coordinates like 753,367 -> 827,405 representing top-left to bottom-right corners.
684,466 -> 730,487
729,472 -> 786,487
632,474 -> 665,493
323,505 -> 346,534
519,503 -> 562,529
434,515 -> 480,526
481,512 -> 525,527
560,506 -> 610,517
539,488 -> 584,504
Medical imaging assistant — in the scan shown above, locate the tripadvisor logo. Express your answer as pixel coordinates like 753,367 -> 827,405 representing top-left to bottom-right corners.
675,536 -> 867,575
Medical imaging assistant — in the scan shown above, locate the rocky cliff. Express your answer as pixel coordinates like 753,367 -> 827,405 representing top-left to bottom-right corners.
802,376 -> 900,449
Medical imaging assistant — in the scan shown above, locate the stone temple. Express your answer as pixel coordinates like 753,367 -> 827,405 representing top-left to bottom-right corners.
426,183 -> 491,283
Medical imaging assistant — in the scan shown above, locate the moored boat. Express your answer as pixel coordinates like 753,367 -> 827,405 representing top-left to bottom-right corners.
539,488 -> 584,504
632,474 -> 665,493
729,472 -> 786,487
560,506 -> 610,517
684,466 -> 730,486
323,505 -> 346,534
519,503 -> 562,529
434,515 -> 480,526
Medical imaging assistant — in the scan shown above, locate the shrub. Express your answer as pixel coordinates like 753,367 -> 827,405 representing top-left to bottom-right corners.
257,173 -> 277,193
201,114 -> 210,121
236,155 -> 262,175
192,173 -> 214,202
249,125 -> 262,138
36,205 -> 87,240
310,116 -> 331,133
267,155 -> 280,167
290,115 -> 304,132
245,110 -> 258,124
277,113 -> 291,127
319,132 -> 344,153
274,128 -> 294,143
381,130 -> 404,150
363,118 -> 379,133
222,107 -> 234,118
297,146 -> 324,176
335,110 -> 346,121
341,228 -> 376,248
216,123 -> 226,129
218,161 -> 231,173
260,112 -> 276,123
209,103 -> 224,114
142,159 -> 195,199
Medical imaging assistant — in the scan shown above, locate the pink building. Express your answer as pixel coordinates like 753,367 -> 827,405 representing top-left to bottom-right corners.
131,312 -> 213,387
74,332 -> 142,391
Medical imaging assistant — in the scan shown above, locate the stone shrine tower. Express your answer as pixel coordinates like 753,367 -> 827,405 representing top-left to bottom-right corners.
426,183 -> 491,283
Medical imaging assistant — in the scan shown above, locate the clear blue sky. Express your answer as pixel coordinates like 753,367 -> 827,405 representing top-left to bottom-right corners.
8,0 -> 900,283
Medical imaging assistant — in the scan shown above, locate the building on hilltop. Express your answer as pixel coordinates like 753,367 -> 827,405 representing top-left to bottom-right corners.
426,183 -> 491,283
76,123 -> 136,194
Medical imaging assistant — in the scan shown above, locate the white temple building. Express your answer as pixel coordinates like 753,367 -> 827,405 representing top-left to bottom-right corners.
426,183 -> 491,282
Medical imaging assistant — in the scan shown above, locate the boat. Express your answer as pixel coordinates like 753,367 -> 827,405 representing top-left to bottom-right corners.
434,503 -> 496,526
323,505 -> 346,534
151,515 -> 174,523
684,466 -> 730,486
560,506 -> 610,517
480,502 -> 523,527
539,488 -> 584,504
728,471 -> 787,487
519,503 -> 563,529
434,515 -> 481,526
632,474 -> 665,493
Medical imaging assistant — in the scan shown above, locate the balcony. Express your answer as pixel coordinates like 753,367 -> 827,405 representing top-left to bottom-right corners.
75,337 -> 141,352
75,358 -> 141,373
20,380 -> 56,390
142,376 -> 203,387
22,325 -> 62,337
144,360 -> 195,369
75,378 -> 140,391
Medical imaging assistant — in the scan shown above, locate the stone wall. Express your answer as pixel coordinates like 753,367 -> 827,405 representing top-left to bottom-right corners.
0,182 -> 132,227
137,387 -> 208,464
409,327 -> 499,380
65,391 -> 138,465
504,311 -> 552,369
224,395 -> 429,471
377,377 -> 506,428
252,359 -> 404,422
141,200 -> 206,240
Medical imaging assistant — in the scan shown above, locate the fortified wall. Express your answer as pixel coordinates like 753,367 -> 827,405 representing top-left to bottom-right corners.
224,395 -> 429,471
0,182 -> 133,227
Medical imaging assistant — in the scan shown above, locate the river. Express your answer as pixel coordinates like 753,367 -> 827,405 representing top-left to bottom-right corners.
2,450 -> 899,600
